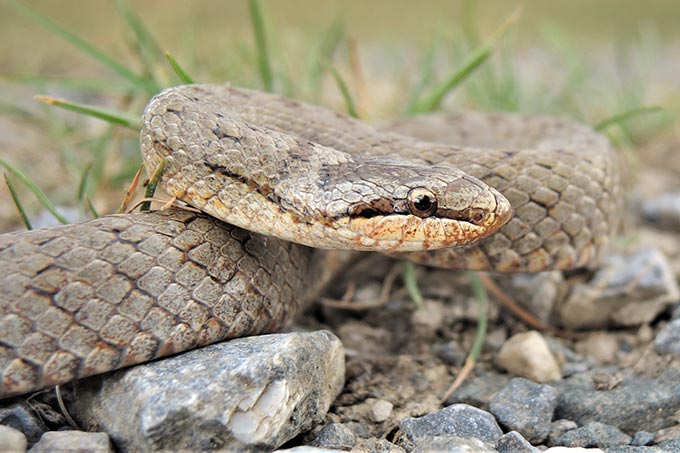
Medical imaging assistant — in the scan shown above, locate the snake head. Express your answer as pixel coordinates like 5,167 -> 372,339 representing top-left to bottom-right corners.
335,162 -> 512,252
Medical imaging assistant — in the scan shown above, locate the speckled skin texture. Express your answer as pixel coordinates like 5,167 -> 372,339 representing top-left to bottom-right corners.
0,209 -> 327,397
0,84 -> 620,398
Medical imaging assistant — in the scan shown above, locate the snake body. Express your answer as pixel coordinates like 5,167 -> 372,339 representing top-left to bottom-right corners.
0,85 -> 619,398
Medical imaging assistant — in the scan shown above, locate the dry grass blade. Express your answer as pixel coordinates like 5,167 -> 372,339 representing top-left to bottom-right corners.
118,164 -> 145,214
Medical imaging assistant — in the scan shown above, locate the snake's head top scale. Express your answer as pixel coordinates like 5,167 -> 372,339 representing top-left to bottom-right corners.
329,161 -> 513,252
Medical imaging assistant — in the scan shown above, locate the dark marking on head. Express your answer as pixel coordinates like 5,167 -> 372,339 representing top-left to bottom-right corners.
348,198 -> 394,219
203,158 -> 282,208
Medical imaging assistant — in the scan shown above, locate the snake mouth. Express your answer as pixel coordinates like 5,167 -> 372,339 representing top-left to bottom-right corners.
342,187 -> 512,252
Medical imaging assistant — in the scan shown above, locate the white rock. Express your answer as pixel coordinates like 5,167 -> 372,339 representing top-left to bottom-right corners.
496,331 -> 561,383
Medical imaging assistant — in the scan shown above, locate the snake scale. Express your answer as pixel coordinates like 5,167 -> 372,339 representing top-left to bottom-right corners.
0,84 -> 620,398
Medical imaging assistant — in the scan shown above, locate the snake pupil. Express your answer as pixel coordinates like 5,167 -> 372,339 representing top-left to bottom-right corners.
407,188 -> 438,218
414,195 -> 433,211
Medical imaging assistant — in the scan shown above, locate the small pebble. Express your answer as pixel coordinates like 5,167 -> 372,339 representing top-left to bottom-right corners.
641,191 -> 680,230
400,404 -> 503,443
496,331 -> 562,382
433,340 -> 466,367
0,402 -> 48,447
489,378 -> 558,443
576,332 -> 620,364
631,430 -> 655,446
370,399 -> 393,423
654,319 -> 680,356
311,423 -> 356,450
556,421 -> 631,448
29,431 -> 113,453
547,420 -> 578,447
495,431 -> 539,453
0,425 -> 27,453
445,372 -> 510,409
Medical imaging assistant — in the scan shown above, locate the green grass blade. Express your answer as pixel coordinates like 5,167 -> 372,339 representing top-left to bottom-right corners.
409,7 -> 521,114
35,96 -> 141,130
165,52 -> 195,84
4,173 -> 33,230
85,198 -> 99,219
141,158 -> 166,212
77,163 -> 93,203
9,0 -> 158,93
406,36 -> 441,113
594,106 -> 665,132
115,0 -> 164,82
0,158 -> 69,224
326,64 -> 359,119
249,0 -> 274,92
307,20 -> 345,97
467,271 -> 489,361
402,261 -> 424,310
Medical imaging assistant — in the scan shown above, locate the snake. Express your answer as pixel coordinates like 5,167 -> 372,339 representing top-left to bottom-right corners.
0,84 -> 620,398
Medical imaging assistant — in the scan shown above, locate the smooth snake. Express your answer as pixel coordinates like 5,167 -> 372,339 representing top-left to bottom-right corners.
0,84 -> 620,398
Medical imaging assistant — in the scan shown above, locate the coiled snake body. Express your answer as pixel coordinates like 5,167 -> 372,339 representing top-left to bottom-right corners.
0,85 -> 619,398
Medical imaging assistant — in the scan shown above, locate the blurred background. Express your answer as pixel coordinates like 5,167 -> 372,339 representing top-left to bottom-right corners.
0,0 -> 678,229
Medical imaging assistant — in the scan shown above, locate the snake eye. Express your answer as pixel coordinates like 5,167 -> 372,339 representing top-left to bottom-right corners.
407,188 -> 438,218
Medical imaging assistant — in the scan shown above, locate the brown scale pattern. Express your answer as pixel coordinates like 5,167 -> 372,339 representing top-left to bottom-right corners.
0,209 -> 319,397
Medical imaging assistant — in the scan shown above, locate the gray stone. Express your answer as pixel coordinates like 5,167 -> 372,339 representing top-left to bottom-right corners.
445,372 -> 510,409
555,368 -> 680,434
29,431 -> 112,453
412,435 -> 496,452
631,431 -> 655,446
356,438 -> 406,452
0,402 -> 48,447
559,249 -> 679,329
73,331 -> 345,452
311,423 -> 356,450
495,431 -> 539,453
642,191 -> 680,230
0,425 -> 27,452
508,270 -> 567,323
433,340 -> 466,367
546,419 -> 578,447
489,378 -> 558,443
556,421 -> 632,448
654,319 -> 680,356
400,404 -> 503,443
